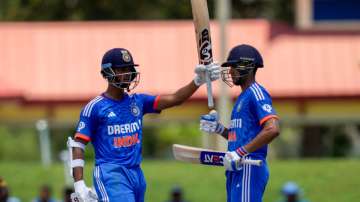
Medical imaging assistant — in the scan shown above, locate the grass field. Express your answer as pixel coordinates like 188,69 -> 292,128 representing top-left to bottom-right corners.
1,159 -> 359,202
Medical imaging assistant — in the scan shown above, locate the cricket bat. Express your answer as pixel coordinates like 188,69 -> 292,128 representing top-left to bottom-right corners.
190,0 -> 214,108
172,144 -> 262,166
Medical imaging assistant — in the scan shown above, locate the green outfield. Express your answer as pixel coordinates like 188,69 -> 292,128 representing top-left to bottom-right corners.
1,159 -> 359,202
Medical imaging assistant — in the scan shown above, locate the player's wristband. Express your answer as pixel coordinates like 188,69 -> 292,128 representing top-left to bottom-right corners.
71,159 -> 85,168
236,146 -> 249,157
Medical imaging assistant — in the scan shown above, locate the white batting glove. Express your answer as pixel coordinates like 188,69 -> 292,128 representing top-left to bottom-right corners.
223,147 -> 249,171
194,62 -> 221,86
200,110 -> 225,134
73,180 -> 98,202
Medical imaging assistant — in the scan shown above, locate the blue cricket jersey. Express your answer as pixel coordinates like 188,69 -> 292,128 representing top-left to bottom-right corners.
74,93 -> 160,167
228,82 -> 278,159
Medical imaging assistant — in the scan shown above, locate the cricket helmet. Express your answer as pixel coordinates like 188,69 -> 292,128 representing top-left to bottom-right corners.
221,44 -> 263,68
101,48 -> 140,91
221,44 -> 263,87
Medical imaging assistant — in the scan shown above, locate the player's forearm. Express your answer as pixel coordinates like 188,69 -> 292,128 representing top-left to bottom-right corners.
73,147 -> 85,181
156,80 -> 199,110
172,80 -> 199,104
73,167 -> 84,182
244,131 -> 278,153
243,118 -> 279,153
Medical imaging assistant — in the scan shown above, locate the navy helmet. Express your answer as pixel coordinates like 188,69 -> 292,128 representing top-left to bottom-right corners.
221,44 -> 263,87
101,48 -> 138,70
221,44 -> 263,68
100,48 -> 140,91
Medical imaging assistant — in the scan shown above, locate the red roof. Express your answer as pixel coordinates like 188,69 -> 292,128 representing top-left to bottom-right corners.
261,32 -> 360,98
0,20 -> 359,102
0,80 -> 22,98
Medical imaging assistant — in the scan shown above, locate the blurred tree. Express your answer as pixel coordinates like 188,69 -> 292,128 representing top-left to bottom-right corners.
0,125 -> 39,161
143,122 -> 201,158
269,0 -> 295,24
301,125 -> 352,157
330,126 -> 351,157
0,0 -> 193,21
301,125 -> 329,157
0,0 -> 294,24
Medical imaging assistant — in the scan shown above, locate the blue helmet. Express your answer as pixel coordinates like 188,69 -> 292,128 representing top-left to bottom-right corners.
100,48 -> 140,90
101,48 -> 139,69
221,44 -> 263,68
221,44 -> 263,87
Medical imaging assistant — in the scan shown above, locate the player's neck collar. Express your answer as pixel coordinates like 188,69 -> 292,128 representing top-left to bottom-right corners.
241,80 -> 256,91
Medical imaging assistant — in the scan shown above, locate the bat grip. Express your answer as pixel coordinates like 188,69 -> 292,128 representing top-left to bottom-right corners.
205,71 -> 214,108
242,159 -> 262,166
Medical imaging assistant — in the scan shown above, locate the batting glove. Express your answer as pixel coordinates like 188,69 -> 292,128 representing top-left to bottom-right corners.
194,62 -> 221,86
223,147 -> 249,171
73,180 -> 98,202
200,110 -> 225,134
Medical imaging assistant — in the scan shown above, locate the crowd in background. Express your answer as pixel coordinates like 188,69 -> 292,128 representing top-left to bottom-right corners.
0,178 -> 72,202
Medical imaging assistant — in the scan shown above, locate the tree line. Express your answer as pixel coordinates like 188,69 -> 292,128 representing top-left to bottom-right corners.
0,0 -> 293,24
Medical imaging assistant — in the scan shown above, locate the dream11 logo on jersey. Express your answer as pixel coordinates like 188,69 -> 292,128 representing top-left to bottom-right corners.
113,133 -> 140,148
107,120 -> 142,148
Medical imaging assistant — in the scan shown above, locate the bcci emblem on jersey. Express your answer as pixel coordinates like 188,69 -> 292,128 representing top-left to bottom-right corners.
262,104 -> 272,113
77,121 -> 85,132
131,103 -> 140,117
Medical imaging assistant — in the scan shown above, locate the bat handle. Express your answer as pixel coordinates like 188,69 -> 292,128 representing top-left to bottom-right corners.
205,71 -> 214,108
242,159 -> 262,166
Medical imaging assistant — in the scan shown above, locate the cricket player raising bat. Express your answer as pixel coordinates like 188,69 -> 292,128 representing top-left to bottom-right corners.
67,48 -> 220,202
200,44 -> 280,202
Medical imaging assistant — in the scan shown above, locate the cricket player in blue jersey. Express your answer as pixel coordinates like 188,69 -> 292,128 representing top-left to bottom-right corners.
67,48 -> 220,202
200,44 -> 280,202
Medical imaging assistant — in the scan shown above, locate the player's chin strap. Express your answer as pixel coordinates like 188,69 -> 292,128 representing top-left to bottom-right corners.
67,137 -> 85,177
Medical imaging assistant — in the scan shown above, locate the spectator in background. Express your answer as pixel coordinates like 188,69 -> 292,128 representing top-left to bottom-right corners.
62,187 -> 73,202
277,181 -> 309,202
32,185 -> 57,202
165,185 -> 188,202
0,178 -> 21,202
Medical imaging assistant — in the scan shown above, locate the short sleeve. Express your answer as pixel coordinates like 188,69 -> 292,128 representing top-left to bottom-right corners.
249,86 -> 279,126
138,94 -> 161,114
74,108 -> 95,143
